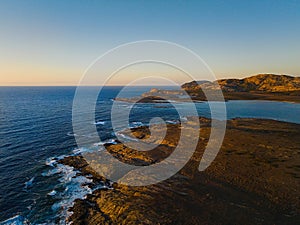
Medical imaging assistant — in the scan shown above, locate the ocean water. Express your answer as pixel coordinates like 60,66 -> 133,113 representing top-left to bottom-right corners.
0,86 -> 299,224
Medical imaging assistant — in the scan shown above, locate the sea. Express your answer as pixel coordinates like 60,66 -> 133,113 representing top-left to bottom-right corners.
0,86 -> 299,224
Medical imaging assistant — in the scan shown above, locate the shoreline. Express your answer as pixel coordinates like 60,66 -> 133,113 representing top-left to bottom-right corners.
59,117 -> 300,224
115,98 -> 300,105
115,94 -> 300,104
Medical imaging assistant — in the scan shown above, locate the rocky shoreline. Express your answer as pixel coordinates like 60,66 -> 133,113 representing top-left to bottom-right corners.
116,92 -> 300,104
115,74 -> 300,103
61,118 -> 300,225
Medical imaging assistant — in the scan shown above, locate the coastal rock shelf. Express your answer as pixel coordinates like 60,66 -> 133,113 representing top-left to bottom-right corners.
61,118 -> 300,225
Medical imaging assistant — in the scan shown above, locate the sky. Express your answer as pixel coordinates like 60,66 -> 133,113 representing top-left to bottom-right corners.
0,0 -> 300,86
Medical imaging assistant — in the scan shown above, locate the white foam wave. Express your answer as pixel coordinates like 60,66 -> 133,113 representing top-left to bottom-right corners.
48,190 -> 57,196
45,158 -> 57,167
129,121 -> 144,128
166,120 -> 178,124
117,132 -> 138,142
45,155 -> 66,167
41,137 -> 117,223
72,147 -> 91,155
93,121 -> 106,125
0,215 -> 30,225
93,139 -> 117,147
66,132 -> 78,137
49,164 -> 93,224
24,177 -> 35,189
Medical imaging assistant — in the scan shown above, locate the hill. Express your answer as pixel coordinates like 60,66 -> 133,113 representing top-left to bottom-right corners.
116,74 -> 300,103
182,74 -> 300,93
181,74 -> 300,102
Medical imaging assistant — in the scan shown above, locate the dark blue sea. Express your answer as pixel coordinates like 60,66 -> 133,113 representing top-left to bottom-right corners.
0,86 -> 300,224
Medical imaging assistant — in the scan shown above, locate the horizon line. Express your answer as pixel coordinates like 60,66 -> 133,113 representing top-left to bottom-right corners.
1,73 -> 299,87
0,84 -> 179,87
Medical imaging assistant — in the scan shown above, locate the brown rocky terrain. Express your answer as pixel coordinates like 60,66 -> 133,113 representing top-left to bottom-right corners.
116,74 -> 300,103
60,118 -> 300,225
183,74 -> 300,92
182,74 -> 300,102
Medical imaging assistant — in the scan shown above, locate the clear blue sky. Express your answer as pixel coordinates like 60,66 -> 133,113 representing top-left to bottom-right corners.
0,0 -> 299,85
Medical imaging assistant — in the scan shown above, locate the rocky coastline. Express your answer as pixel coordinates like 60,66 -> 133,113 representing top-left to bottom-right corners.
115,74 -> 300,103
60,118 -> 300,224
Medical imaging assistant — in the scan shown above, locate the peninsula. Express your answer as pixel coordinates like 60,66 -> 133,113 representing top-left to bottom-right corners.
116,74 -> 300,103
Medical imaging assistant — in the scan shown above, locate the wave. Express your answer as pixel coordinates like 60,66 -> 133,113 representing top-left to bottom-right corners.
93,139 -> 117,147
24,177 -> 35,189
51,166 -> 93,224
42,157 -> 93,224
47,190 -> 57,196
166,120 -> 178,124
66,132 -> 78,137
129,121 -> 144,128
45,155 -> 66,167
116,132 -> 138,142
72,147 -> 93,155
67,132 -> 99,139
0,215 -> 30,225
93,121 -> 106,125
40,136 -> 118,224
